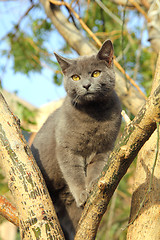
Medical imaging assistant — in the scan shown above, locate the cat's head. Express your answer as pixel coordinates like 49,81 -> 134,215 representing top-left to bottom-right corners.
54,40 -> 115,104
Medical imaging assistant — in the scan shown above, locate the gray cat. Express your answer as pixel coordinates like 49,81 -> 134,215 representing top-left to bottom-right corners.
31,40 -> 121,239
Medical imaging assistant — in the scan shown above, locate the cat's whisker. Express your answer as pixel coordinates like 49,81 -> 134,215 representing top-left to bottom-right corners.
73,95 -> 80,107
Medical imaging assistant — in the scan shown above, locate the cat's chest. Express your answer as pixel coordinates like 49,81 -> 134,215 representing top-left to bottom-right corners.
56,100 -> 117,155
64,115 -> 112,155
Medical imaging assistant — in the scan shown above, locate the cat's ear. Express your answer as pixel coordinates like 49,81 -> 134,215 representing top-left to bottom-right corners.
54,52 -> 73,73
97,40 -> 114,66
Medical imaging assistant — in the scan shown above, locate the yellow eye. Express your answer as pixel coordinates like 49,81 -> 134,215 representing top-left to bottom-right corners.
72,75 -> 80,81
92,70 -> 101,78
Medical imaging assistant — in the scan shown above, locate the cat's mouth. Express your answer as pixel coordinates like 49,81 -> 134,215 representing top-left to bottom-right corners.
82,91 -> 98,101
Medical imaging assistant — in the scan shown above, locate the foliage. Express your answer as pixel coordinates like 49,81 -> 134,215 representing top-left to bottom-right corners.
0,170 -> 8,195
1,1 -> 156,97
7,17 -> 56,75
14,102 -> 37,130
0,169 -> 9,225
84,1 -> 156,97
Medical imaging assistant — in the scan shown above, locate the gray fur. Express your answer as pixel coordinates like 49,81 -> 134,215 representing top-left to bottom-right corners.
31,40 -> 121,240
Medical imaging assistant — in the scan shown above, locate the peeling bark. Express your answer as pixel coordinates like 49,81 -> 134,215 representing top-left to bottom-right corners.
0,93 -> 64,240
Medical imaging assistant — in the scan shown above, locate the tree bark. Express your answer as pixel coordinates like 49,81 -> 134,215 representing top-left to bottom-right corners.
127,53 -> 160,239
39,0 -> 145,115
0,57 -> 160,240
0,195 -> 19,227
0,93 -> 64,240
147,1 -> 160,53
74,80 -> 160,239
127,128 -> 160,240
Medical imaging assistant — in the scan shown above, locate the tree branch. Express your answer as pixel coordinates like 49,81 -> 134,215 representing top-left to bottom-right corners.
109,0 -> 151,9
40,0 -> 146,115
0,93 -> 65,240
126,52 -> 160,239
128,0 -> 151,22
49,0 -> 146,101
74,60 -> 160,239
0,195 -> 19,227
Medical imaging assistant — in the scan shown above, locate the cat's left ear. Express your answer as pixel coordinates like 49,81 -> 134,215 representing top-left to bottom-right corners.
97,40 -> 114,66
54,52 -> 73,73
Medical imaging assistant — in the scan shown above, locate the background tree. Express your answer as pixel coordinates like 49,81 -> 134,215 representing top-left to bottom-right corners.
0,0 -> 160,239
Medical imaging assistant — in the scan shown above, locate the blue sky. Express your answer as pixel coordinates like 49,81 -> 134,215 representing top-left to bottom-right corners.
0,0 -> 150,108
0,0 -> 67,107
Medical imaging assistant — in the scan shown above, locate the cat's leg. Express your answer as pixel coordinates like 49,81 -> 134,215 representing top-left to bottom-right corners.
86,152 -> 111,193
56,146 -> 88,207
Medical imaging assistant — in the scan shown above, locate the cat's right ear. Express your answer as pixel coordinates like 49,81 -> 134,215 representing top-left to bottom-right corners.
54,52 -> 73,73
97,40 -> 114,67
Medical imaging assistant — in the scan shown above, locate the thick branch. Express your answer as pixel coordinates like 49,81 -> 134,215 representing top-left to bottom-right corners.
147,1 -> 160,53
127,126 -> 160,240
0,93 -> 64,240
75,86 -> 160,239
126,52 -> 160,240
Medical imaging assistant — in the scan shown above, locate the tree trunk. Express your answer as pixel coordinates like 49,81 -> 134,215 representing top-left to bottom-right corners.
127,128 -> 160,240
127,53 -> 160,239
0,93 -> 64,240
147,1 -> 160,53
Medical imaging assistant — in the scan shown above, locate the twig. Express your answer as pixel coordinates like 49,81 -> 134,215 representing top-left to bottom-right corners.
49,0 -> 147,100
114,60 -> 147,99
16,4 -> 35,29
26,38 -> 53,57
128,0 -> 151,22
95,0 -> 123,26
121,0 -> 129,90
116,43 -> 130,62
141,0 -> 150,10
133,24 -> 145,81
0,195 -> 19,227
49,0 -> 102,46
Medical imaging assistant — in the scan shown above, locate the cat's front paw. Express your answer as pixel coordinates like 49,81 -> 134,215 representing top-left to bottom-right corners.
86,178 -> 98,194
76,190 -> 88,207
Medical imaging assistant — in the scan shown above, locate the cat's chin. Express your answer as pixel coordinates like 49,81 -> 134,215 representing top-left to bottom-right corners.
83,92 -> 96,100
71,93 -> 106,106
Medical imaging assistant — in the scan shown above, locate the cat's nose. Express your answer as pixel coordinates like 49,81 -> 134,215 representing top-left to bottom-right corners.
83,83 -> 91,90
